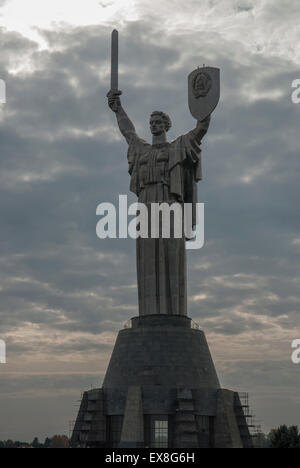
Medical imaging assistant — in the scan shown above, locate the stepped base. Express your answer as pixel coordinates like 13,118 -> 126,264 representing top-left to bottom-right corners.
71,315 -> 252,448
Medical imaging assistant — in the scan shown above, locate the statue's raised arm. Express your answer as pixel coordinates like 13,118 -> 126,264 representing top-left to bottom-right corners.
107,91 -> 138,145
194,114 -> 211,141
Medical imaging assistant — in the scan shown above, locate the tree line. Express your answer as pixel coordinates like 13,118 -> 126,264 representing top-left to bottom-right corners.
0,435 -> 69,449
0,426 -> 299,448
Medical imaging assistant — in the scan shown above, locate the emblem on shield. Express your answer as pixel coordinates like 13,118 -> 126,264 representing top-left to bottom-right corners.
188,67 -> 220,121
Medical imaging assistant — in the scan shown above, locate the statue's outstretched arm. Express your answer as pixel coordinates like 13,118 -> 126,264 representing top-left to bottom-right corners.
193,114 -> 211,142
172,114 -> 211,166
107,91 -> 137,145
178,115 -> 211,149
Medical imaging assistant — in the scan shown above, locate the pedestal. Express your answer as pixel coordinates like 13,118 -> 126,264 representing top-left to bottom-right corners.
71,315 -> 252,448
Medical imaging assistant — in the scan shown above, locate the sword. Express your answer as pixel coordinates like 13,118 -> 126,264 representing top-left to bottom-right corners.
108,29 -> 122,111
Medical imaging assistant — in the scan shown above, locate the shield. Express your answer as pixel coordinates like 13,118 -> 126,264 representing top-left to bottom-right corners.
188,67 -> 220,121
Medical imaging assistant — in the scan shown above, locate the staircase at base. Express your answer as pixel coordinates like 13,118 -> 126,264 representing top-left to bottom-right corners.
174,389 -> 199,448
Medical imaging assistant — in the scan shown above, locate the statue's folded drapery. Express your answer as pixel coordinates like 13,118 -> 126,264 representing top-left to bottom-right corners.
127,130 -> 202,316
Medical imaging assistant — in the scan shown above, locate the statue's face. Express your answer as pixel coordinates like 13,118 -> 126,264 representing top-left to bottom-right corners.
149,114 -> 165,136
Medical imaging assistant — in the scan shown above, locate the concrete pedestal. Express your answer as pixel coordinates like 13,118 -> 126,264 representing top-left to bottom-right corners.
71,315 -> 252,448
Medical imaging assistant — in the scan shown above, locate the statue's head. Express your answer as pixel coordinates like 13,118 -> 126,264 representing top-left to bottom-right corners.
149,111 -> 172,136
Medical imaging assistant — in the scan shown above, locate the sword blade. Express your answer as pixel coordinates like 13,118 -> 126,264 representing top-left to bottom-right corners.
111,29 -> 119,91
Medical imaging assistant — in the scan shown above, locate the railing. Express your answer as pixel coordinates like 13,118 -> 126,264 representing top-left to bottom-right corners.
123,319 -> 132,329
123,318 -> 201,329
191,319 -> 201,330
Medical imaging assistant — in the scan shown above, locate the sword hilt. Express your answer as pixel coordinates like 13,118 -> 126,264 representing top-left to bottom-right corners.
107,89 -> 123,112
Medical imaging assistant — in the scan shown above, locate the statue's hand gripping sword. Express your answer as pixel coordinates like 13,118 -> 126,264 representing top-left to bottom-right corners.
107,29 -> 122,112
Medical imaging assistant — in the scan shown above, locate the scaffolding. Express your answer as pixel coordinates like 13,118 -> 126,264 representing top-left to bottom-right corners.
238,392 -> 262,440
69,420 -> 75,439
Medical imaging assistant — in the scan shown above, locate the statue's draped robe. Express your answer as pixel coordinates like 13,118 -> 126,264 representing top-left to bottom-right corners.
127,129 -> 202,316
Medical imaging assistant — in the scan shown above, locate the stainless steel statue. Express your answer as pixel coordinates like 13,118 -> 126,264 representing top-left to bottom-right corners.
107,30 -> 219,316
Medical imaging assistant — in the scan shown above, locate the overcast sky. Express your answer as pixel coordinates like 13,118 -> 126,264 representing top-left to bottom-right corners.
0,0 -> 300,442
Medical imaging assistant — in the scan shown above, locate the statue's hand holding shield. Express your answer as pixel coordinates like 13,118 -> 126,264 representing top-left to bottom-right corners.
198,114 -> 211,132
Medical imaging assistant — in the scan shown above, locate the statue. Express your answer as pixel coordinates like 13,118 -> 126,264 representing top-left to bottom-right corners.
71,33 -> 253,450
107,30 -> 219,316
